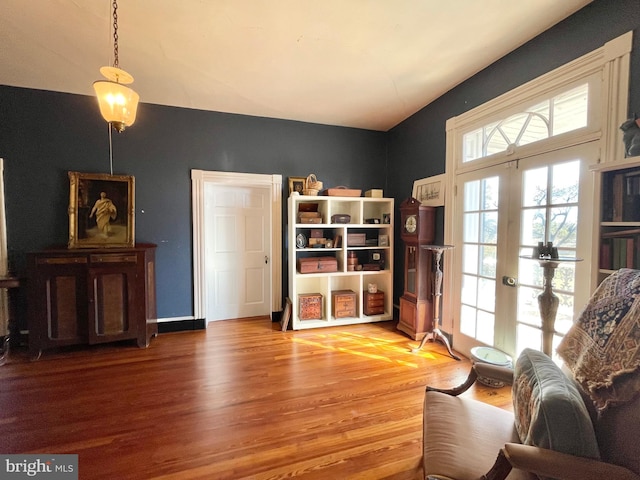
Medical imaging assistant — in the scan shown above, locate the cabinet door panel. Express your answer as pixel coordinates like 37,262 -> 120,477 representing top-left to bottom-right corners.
94,273 -> 128,335
48,275 -> 82,340
28,261 -> 88,354
89,267 -> 137,343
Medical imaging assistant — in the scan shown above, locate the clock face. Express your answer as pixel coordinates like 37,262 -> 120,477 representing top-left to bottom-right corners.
404,215 -> 417,234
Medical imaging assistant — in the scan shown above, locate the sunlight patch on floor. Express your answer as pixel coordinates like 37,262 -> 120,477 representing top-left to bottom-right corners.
290,330 -> 441,368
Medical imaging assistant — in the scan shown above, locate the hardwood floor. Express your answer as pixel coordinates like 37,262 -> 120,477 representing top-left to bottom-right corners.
0,319 -> 513,479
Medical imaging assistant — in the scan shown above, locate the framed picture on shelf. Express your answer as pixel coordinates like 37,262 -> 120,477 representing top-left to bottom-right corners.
412,174 -> 446,207
288,176 -> 306,196
68,171 -> 135,249
378,234 -> 389,247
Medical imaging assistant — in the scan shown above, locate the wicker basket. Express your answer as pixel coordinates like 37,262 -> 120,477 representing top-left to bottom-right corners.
302,188 -> 319,196
306,174 -> 323,192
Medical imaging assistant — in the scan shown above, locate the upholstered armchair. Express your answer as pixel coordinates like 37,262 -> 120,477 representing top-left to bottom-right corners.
422,268 -> 640,480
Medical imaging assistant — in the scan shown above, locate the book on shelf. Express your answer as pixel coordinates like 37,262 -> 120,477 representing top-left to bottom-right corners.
602,236 -> 640,270
613,173 -> 624,222
608,171 -> 640,222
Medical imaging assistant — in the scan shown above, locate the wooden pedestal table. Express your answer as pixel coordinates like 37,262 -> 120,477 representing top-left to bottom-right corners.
519,256 -> 582,356
411,245 -> 460,360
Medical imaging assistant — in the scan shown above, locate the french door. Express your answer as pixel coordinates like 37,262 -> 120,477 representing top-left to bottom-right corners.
451,143 -> 596,358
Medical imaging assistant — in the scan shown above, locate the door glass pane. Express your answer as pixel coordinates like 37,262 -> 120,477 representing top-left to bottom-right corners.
521,208 -> 546,246
460,176 -> 499,347
477,311 -> 495,345
516,286 -> 541,327
463,244 -> 478,274
518,255 -> 543,288
463,213 -> 479,242
517,323 -> 542,352
479,245 -> 497,277
461,274 -> 477,305
480,212 -> 498,243
460,304 -> 477,337
464,180 -> 480,210
477,278 -> 496,311
515,160 -> 581,357
523,167 -> 547,207
551,161 -> 579,203
482,177 -> 500,209
549,206 -> 578,248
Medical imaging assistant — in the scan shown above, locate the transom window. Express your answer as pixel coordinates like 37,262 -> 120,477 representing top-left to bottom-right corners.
463,83 -> 589,162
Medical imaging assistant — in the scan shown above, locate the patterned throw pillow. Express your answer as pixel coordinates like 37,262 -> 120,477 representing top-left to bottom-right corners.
512,349 -> 600,462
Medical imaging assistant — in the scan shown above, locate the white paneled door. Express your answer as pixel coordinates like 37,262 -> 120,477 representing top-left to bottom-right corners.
204,184 -> 271,321
451,143 -> 596,358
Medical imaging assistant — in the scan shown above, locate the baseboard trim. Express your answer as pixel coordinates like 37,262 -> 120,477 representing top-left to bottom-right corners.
157,318 -> 206,333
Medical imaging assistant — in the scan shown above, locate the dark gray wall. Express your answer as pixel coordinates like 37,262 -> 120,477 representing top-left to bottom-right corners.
1,0 -> 639,327
387,0 -> 640,302
0,87 -> 386,323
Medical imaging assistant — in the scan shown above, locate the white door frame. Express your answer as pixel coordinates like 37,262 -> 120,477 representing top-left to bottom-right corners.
191,170 -> 283,322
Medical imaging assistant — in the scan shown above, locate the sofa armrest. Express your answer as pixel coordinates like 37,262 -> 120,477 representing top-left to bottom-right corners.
502,443 -> 640,480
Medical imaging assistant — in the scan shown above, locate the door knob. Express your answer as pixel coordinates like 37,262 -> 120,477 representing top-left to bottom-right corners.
265,256 -> 269,264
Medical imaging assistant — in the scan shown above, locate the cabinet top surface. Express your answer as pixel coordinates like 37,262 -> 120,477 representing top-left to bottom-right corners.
31,243 -> 157,254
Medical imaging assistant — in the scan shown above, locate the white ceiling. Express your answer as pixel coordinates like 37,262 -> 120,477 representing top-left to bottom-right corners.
0,1 -> 592,131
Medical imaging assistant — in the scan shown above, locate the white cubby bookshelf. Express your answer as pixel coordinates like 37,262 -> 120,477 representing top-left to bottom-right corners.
287,194 -> 394,330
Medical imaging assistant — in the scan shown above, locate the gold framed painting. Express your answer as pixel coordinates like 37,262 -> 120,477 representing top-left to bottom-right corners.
288,176 -> 306,196
68,171 -> 135,249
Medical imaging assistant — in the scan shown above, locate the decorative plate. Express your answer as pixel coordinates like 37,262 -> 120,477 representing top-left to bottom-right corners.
296,233 -> 307,248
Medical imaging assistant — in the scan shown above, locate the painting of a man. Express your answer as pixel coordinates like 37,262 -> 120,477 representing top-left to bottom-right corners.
68,171 -> 134,248
89,191 -> 117,238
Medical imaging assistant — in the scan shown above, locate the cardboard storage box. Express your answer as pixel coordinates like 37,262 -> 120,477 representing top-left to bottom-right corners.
365,189 -> 383,198
299,293 -> 323,320
297,256 -> 338,274
332,290 -> 357,318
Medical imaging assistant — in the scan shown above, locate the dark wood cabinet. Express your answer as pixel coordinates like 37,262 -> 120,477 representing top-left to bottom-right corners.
27,244 -> 157,357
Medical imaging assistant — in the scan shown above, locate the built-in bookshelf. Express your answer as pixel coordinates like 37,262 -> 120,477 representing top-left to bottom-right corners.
598,158 -> 640,282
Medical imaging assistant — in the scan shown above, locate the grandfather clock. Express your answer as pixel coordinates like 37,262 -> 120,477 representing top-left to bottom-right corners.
398,197 -> 436,340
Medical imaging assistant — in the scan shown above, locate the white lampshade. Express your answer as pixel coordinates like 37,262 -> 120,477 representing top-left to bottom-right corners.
93,66 -> 139,132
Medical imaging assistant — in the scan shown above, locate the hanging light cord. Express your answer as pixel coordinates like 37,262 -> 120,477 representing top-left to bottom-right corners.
112,0 -> 119,69
108,0 -> 117,175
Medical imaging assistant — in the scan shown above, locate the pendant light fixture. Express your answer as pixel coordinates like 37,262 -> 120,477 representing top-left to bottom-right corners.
93,0 -> 139,133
